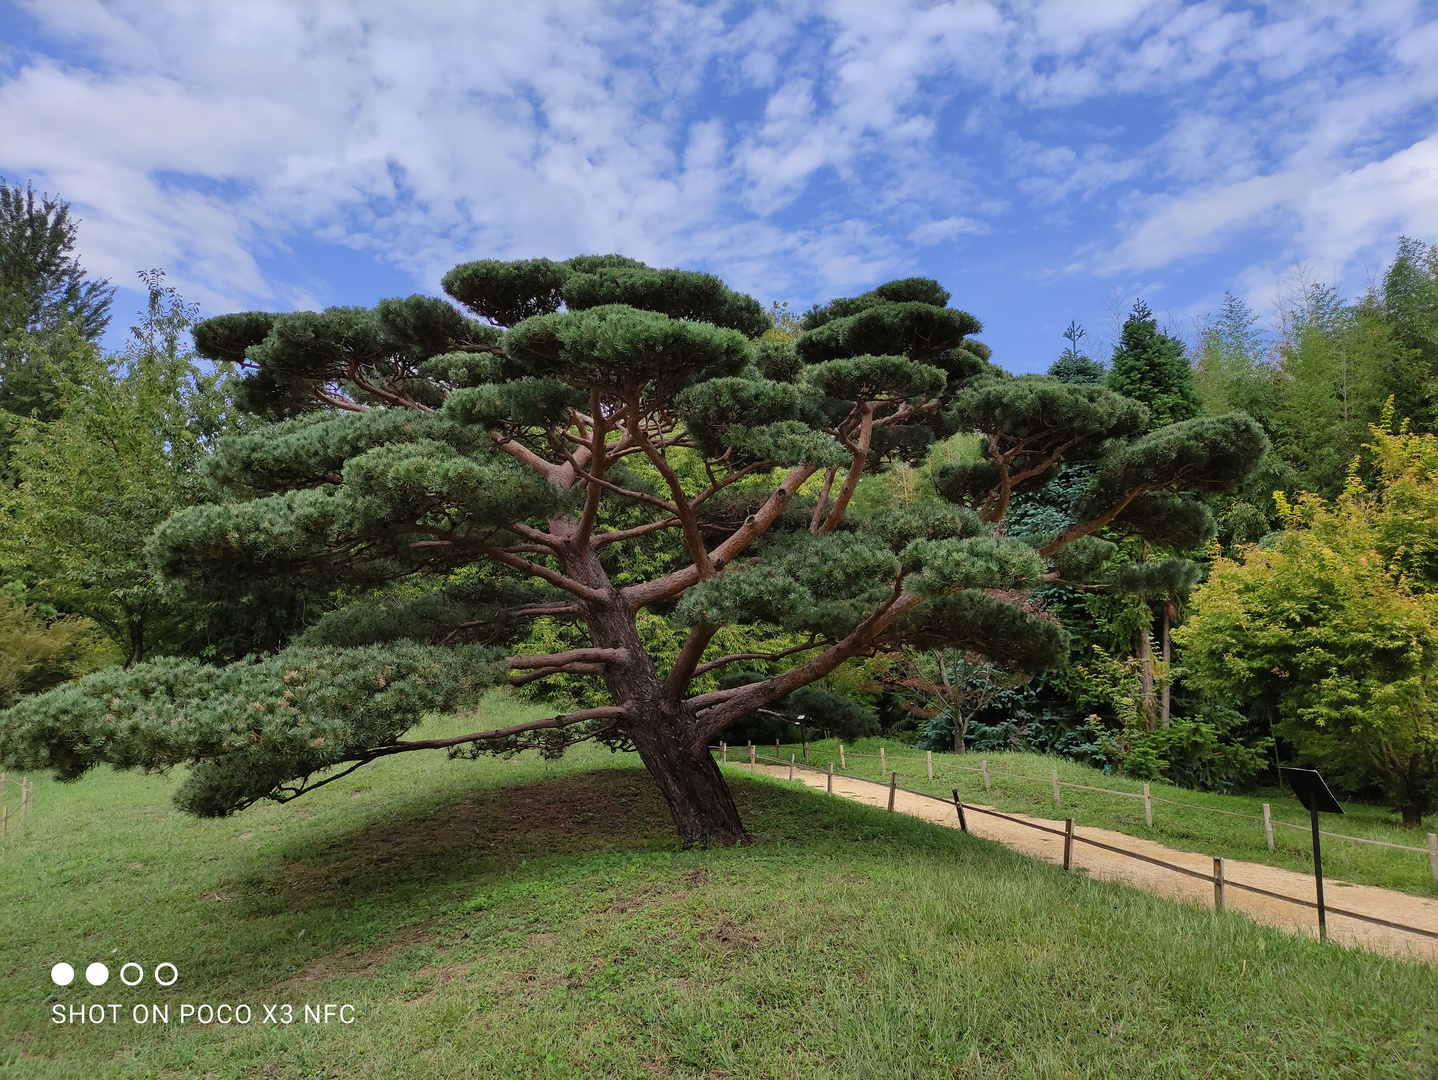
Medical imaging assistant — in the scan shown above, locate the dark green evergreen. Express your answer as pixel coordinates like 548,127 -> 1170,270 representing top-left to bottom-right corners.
0,179 -> 113,346
0,180 -> 114,431
1107,301 -> 1201,429
0,179 -> 117,488
0,258 -> 1265,843
1047,321 -> 1105,385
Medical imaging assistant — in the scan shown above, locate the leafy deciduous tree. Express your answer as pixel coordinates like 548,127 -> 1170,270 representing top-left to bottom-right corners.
0,591 -> 115,708
1,273 -> 240,664
1179,413 -> 1438,825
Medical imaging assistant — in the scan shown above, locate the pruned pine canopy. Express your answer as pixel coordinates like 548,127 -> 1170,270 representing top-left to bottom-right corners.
1,254 -> 1265,837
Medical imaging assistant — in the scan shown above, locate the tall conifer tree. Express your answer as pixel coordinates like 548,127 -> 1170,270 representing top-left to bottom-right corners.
1107,301 -> 1201,429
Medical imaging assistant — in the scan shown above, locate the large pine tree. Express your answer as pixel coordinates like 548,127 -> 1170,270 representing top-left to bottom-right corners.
0,259 -> 1265,843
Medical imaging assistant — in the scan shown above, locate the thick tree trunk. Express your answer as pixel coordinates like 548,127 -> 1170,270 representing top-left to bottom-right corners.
565,539 -> 750,845
1402,804 -> 1423,829
629,712 -> 750,845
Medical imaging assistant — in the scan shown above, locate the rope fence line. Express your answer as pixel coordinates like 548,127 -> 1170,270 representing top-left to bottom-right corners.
721,749 -> 1438,946
719,741 -> 1437,867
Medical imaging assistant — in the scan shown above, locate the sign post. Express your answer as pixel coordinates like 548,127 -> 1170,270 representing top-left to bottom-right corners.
1280,767 -> 1344,943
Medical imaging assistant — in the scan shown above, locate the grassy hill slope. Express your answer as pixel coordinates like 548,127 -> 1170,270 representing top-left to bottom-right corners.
1,697 -> 1434,1079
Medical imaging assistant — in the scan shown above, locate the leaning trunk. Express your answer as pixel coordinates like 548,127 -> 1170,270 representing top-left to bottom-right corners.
569,543 -> 750,845
940,649 -> 964,755
1160,602 -> 1173,729
629,711 -> 751,845
1136,626 -> 1156,731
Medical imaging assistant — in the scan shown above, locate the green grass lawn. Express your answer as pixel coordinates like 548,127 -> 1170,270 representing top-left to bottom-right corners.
763,738 -> 1438,898
3,696 -> 1437,1079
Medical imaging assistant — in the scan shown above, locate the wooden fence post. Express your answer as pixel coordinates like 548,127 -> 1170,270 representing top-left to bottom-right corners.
888,772 -> 897,811
775,739 -> 780,760
789,754 -> 795,781
1429,833 -> 1437,881
21,777 -> 29,823
1264,804 -> 1275,852
927,750 -> 933,780
721,742 -> 727,763
839,744 -> 846,770
749,742 -> 755,769
1143,783 -> 1153,828
952,789 -> 968,833
1052,769 -> 1061,809
1063,817 -> 1074,870
1213,857 -> 1226,912
879,747 -> 886,777
982,759 -> 990,792
827,763 -> 833,793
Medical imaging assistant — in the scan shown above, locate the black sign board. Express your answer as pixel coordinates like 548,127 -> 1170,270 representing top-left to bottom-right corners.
1279,767 -> 1343,942
1280,767 -> 1345,815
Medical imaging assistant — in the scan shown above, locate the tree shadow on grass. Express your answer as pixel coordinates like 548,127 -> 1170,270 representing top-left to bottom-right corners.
270,769 -> 674,908
189,766 -> 984,997
245,766 -> 932,918
248,768 -> 833,916
231,769 -> 651,916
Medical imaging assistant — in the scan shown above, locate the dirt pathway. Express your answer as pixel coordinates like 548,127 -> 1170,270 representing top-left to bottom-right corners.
738,761 -> 1438,964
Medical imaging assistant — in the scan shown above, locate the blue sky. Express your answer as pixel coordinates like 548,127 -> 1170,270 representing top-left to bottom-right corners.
1,1 -> 1435,372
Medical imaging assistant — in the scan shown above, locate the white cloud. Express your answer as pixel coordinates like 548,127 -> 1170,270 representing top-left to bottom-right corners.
909,217 -> 986,246
0,0 -> 1433,325
1300,135 -> 1438,264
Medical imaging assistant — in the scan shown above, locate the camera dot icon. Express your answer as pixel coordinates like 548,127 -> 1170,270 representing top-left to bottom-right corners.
50,962 -> 74,986
85,962 -> 109,986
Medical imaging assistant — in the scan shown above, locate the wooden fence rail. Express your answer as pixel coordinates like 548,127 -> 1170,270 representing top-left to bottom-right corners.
729,750 -> 1438,943
797,746 -> 1438,875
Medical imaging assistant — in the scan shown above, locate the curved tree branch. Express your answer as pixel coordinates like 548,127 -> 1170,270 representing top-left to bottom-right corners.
382,707 -> 630,752
508,662 -> 606,686
663,624 -> 719,707
1037,467 -> 1198,556
476,541 -> 608,602
819,401 -> 875,533
574,387 -> 607,550
507,647 -> 629,669
262,707 -> 631,807
624,462 -> 818,607
691,636 -> 825,678
593,517 -> 682,546
690,589 -> 922,747
629,394 -> 712,578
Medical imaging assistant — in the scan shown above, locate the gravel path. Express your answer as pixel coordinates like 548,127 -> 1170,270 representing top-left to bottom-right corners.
740,761 -> 1438,964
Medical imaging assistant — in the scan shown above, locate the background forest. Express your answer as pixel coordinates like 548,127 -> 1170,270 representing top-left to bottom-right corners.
2,177 -> 1436,822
